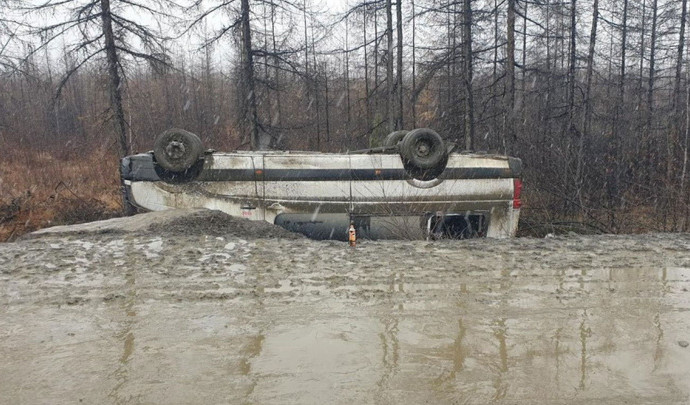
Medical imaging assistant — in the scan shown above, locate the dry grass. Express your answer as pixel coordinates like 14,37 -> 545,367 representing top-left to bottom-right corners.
0,148 -> 123,241
517,187 -> 690,237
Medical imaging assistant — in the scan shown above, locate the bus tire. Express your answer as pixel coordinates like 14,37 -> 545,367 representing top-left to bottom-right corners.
153,128 -> 204,173
383,130 -> 408,147
400,128 -> 446,170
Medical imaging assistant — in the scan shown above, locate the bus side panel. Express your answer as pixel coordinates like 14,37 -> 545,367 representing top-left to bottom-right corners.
262,154 -> 352,205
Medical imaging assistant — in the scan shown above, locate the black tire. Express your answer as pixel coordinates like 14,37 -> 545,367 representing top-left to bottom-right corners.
399,128 -> 446,170
383,130 -> 408,147
153,128 -> 204,172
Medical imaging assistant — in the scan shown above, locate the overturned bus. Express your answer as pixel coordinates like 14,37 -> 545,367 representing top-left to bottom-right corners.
120,128 -> 523,240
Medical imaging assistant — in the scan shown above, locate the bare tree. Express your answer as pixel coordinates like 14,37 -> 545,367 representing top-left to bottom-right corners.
188,0 -> 306,150
462,0 -> 474,150
240,0 -> 260,149
607,0 -> 629,231
506,0 -> 516,148
672,0 -> 688,183
646,0 -> 658,145
386,0 -> 394,132
576,0 -> 599,208
23,0 -> 178,158
395,0 -> 403,130
411,0 -> 416,127
0,1 -> 23,72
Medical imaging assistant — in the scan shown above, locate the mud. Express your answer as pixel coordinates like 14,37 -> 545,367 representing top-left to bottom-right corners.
28,209 -> 303,240
1,212 -> 690,404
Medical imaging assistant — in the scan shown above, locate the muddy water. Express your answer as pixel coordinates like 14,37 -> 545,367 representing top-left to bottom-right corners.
1,233 -> 690,404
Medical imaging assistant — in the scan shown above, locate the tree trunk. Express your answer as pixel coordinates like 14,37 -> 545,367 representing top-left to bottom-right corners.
638,0 -> 646,101
520,0 -> 527,120
312,24 -> 321,150
647,0 -> 659,222
671,0 -> 687,185
647,0 -> 658,136
270,0 -> 283,145
608,0 -> 628,231
684,75 -> 690,230
564,0 -> 577,212
374,6 -> 379,116
493,0 -> 499,149
363,8 -> 371,131
577,0 -> 598,208
411,0 -> 417,127
345,15 -> 351,134
262,5 -> 270,138
395,0 -> 404,130
386,0 -> 394,132
506,0 -> 516,147
324,62 -> 331,144
462,0 -> 474,150
303,0 -> 313,149
241,0 -> 260,150
203,34 -> 215,142
100,0 -> 129,158
567,0 -> 576,127
451,1 -> 458,139
447,0 -> 452,110
303,0 -> 309,76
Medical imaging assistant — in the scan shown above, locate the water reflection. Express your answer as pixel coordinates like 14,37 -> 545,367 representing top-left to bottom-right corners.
7,235 -> 689,404
108,270 -> 137,404
492,318 -> 508,401
653,266 -> 670,372
405,260 -> 686,401
653,312 -> 663,372
579,310 -> 591,390
580,268 -> 587,290
553,327 -> 563,386
377,271 -> 402,394
240,247 -> 267,400
377,316 -> 400,389
115,245 -> 685,403
239,335 -> 265,376
452,319 -> 466,374
493,255 -> 512,400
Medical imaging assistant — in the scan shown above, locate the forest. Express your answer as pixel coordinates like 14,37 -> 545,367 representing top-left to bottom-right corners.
0,0 -> 689,240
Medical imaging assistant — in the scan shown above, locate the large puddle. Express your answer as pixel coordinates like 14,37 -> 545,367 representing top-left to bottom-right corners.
1,234 -> 690,403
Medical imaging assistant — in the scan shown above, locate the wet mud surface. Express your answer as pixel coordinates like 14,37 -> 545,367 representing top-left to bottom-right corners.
2,213 -> 690,404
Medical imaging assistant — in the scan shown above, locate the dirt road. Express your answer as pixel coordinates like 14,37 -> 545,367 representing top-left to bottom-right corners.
1,210 -> 690,404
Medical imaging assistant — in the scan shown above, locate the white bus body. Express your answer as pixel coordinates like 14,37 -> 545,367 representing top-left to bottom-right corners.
121,150 -> 522,240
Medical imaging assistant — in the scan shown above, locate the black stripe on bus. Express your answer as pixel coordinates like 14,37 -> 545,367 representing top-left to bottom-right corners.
197,167 -> 513,182
123,155 -> 514,182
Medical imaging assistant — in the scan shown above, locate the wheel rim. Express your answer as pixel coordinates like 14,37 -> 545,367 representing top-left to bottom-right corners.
165,140 -> 186,160
415,140 -> 432,157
